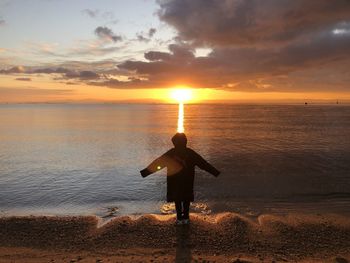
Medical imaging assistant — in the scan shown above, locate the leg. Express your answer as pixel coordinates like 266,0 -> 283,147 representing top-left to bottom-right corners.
175,201 -> 183,220
182,201 -> 190,220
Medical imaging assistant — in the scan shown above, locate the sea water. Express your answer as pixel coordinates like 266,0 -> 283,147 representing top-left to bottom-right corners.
0,104 -> 349,217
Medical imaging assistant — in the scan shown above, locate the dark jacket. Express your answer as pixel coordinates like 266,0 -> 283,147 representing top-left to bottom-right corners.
140,147 -> 220,202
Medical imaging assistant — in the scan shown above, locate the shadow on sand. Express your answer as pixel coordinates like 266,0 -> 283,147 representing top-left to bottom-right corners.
175,224 -> 192,263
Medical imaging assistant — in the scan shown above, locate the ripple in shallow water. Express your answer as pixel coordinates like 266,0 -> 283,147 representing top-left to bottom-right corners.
160,202 -> 212,215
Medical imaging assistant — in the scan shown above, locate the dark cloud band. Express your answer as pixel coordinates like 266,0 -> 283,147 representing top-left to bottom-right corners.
94,26 -> 122,42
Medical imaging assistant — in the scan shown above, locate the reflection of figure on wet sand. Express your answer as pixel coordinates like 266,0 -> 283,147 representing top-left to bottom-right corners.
175,224 -> 191,262
140,133 -> 220,224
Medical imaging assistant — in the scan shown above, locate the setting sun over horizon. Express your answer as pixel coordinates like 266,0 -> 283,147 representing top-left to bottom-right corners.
1,0 -> 350,104
170,88 -> 193,103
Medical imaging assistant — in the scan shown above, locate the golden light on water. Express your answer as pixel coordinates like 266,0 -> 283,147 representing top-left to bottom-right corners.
169,88 -> 193,133
177,102 -> 184,133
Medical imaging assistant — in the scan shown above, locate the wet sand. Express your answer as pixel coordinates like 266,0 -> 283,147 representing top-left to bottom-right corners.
0,213 -> 349,262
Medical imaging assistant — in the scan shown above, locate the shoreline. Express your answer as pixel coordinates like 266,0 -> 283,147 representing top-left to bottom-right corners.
2,196 -> 350,220
1,213 -> 349,262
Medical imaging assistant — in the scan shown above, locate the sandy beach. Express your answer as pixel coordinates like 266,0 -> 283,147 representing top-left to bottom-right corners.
0,213 -> 349,262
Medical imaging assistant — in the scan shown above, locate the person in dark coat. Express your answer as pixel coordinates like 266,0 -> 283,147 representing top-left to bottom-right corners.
140,133 -> 220,224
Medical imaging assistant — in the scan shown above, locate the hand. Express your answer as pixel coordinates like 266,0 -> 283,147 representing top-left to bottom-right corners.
140,168 -> 150,178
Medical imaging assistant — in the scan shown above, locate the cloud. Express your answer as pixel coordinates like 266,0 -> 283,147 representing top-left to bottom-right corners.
91,0 -> 350,92
148,28 -> 156,38
136,28 -> 157,42
136,34 -> 150,42
65,70 -> 100,80
157,0 -> 350,47
0,66 -> 26,74
0,65 -> 102,81
94,26 -> 122,42
59,59 -> 121,73
0,66 -> 71,75
0,18 -> 5,26
82,9 -> 99,18
144,51 -> 172,61
100,26 -> 350,92
15,77 -> 31,81
33,67 -> 72,74
88,78 -> 151,89
3,1 -> 350,94
69,45 -> 122,57
82,9 -> 117,23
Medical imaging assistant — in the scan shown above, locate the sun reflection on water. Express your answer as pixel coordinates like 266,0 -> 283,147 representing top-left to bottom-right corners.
177,102 -> 184,133
170,88 -> 192,133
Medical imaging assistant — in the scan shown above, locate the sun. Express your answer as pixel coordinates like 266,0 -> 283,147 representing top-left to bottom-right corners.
170,88 -> 193,103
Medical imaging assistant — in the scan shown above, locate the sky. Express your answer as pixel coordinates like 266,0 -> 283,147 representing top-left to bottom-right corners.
1,0 -> 350,103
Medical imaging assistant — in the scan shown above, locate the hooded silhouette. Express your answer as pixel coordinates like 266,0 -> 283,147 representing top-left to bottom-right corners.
140,133 -> 220,221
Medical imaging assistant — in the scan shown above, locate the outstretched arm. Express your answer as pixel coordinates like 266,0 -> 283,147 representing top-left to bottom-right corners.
140,153 -> 168,178
192,150 -> 220,177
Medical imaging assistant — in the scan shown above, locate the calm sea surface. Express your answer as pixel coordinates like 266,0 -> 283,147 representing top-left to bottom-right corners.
0,104 -> 350,217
